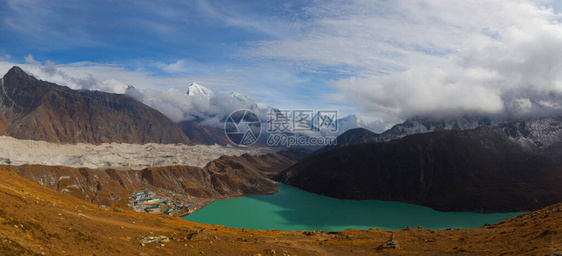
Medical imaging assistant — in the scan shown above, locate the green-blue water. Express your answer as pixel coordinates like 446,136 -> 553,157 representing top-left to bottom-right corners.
185,184 -> 520,231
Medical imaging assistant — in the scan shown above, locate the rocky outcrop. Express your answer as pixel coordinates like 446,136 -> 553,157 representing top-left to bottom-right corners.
376,234 -> 400,250
0,66 -> 190,144
276,127 -> 562,212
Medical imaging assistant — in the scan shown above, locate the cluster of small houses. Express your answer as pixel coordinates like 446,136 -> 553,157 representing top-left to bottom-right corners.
132,190 -> 195,216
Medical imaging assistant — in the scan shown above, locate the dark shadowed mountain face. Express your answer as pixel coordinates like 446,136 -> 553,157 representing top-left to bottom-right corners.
177,120 -> 230,145
0,66 -> 190,144
313,128 -> 379,154
275,127 -> 562,213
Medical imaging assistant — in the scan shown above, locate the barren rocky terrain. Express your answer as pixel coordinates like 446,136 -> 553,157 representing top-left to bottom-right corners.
0,135 -> 275,169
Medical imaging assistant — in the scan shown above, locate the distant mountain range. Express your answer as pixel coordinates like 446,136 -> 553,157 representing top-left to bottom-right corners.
315,116 -> 562,154
0,66 -> 227,145
186,82 -> 385,138
3,65 -> 560,159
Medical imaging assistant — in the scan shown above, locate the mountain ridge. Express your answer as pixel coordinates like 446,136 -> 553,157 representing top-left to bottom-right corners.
316,115 -> 562,154
0,66 -> 191,144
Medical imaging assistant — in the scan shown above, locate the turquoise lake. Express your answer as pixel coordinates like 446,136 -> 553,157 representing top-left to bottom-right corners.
185,184 -> 520,231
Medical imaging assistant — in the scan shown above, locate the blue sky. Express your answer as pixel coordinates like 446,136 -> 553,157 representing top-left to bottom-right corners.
2,0 -> 562,126
0,0 -> 351,114
0,1 -> 295,72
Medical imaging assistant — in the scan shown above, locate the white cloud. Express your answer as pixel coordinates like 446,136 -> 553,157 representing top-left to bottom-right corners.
245,0 -> 562,123
156,59 -> 190,74
4,0 -> 562,128
0,54 -> 12,62
14,56 -> 126,94
332,66 -> 506,124
24,54 -> 40,65
125,84 -> 264,126
0,58 -> 265,126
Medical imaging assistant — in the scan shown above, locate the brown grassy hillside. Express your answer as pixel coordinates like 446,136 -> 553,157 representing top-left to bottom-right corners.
0,169 -> 561,255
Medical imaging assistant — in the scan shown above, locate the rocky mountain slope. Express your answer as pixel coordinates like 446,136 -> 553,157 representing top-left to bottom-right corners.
314,127 -> 378,154
177,120 -> 230,145
0,66 -> 190,144
276,127 -> 562,212
316,116 -> 501,154
316,116 -> 562,154
498,117 -> 562,153
378,116 -> 502,142
0,169 -> 561,255
206,148 -> 312,178
3,164 -> 275,210
1,150 -> 306,210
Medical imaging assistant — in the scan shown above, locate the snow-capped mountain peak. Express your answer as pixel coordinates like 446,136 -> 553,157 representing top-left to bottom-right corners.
227,92 -> 259,110
307,113 -> 386,135
182,83 -> 261,125
187,82 -> 214,98
228,92 -> 251,103
336,114 -> 386,134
